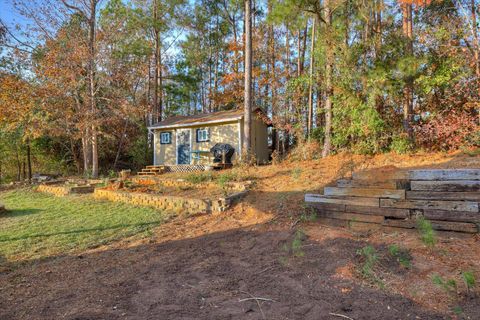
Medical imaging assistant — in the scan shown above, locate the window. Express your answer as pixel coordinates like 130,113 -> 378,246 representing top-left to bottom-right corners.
160,132 -> 171,144
196,128 -> 210,142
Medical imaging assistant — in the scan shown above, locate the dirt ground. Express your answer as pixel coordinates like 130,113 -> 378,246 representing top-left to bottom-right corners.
1,150 -> 480,319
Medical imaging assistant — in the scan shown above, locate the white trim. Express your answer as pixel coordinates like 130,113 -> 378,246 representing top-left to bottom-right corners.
189,128 -> 193,165
148,116 -> 243,130
175,130 -> 178,165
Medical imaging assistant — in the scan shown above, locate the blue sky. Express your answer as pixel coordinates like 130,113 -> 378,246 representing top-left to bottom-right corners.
0,0 -> 28,27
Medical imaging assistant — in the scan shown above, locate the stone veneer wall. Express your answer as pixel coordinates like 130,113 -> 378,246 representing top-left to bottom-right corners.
94,188 -> 248,214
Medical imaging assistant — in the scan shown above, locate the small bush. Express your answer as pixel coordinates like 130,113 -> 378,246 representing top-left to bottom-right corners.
299,204 -> 318,222
217,172 -> 236,195
185,172 -> 212,184
390,134 -> 412,154
462,271 -> 476,292
432,274 -> 457,293
416,217 -> 436,248
388,244 -> 412,269
291,229 -> 306,257
281,229 -> 306,258
357,245 -> 379,279
414,109 -> 480,151
291,167 -> 302,180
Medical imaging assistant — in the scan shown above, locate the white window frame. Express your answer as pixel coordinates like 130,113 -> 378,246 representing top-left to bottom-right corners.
196,128 -> 210,142
160,132 -> 171,144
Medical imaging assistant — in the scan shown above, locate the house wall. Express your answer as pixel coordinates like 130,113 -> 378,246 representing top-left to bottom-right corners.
190,121 -> 241,165
228,116 -> 269,164
154,121 -> 241,165
252,116 -> 269,164
153,129 -> 176,165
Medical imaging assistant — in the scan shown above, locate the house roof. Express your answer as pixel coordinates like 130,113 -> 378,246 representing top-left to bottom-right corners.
148,108 -> 271,130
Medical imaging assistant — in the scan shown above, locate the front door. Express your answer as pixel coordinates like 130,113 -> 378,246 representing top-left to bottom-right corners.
177,129 -> 191,164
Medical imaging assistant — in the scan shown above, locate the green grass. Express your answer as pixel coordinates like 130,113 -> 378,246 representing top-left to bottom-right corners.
0,189 -> 168,263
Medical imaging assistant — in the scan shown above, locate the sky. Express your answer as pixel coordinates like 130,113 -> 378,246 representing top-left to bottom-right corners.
0,0 -> 28,28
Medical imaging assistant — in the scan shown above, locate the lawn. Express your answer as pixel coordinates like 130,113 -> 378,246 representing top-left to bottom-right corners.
0,189 -> 167,263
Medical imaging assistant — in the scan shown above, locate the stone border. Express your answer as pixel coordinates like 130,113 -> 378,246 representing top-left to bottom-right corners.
37,184 -> 95,197
93,188 -> 248,214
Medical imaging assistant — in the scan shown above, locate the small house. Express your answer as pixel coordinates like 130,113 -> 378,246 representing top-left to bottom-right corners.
148,108 -> 271,166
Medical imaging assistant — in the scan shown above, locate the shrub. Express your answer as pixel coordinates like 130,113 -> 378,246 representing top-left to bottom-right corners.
390,134 -> 412,154
217,172 -> 236,195
462,271 -> 476,293
291,167 -> 302,180
357,245 -> 379,279
414,109 -> 480,151
388,244 -> 412,269
432,274 -> 457,293
185,172 -> 212,184
416,217 -> 436,248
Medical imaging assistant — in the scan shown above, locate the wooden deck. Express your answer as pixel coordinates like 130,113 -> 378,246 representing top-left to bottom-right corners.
305,168 -> 480,233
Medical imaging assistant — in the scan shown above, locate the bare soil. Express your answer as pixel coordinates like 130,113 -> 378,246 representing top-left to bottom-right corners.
1,150 -> 480,319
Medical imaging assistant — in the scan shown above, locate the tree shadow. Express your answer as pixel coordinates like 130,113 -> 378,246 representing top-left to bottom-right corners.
0,221 -> 163,243
1,208 -> 43,218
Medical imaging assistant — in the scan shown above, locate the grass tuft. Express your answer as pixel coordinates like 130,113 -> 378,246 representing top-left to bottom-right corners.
416,217 -> 436,248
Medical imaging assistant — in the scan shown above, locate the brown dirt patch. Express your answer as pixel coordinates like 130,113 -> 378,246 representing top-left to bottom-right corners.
1,223 -> 447,320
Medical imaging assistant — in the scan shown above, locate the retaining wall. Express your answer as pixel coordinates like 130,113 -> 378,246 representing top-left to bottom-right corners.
37,185 -> 95,197
94,188 -> 247,214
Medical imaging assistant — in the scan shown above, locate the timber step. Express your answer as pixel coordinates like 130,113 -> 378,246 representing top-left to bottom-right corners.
324,187 -> 405,199
305,167 -> 480,233
336,178 -> 409,190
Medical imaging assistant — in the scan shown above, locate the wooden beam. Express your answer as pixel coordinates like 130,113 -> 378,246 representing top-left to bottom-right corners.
410,180 -> 480,192
324,187 -> 405,199
345,205 -> 409,218
409,169 -> 480,181
383,218 -> 478,233
305,194 -> 380,207
352,168 -> 408,181
337,179 -> 409,189
317,210 -> 385,224
406,191 -> 480,202
423,209 -> 480,223
307,202 -> 346,212
380,199 -> 479,213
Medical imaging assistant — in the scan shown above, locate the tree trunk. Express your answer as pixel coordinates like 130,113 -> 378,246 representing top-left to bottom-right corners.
16,148 -> 21,181
472,0 -> 480,79
402,2 -> 414,139
88,0 -> 99,178
284,24 -> 291,154
26,137 -> 32,183
307,17 -> 316,137
153,0 -> 163,123
113,119 -> 129,170
82,127 -> 92,175
268,0 -> 277,152
243,0 -> 252,158
322,0 -> 333,158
